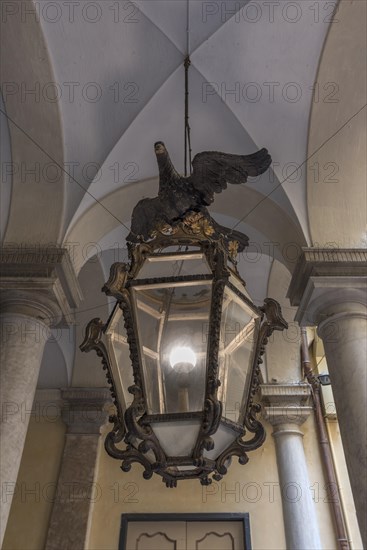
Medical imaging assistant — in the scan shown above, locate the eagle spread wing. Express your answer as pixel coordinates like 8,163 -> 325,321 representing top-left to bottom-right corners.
127,143 -> 272,244
189,148 -> 271,205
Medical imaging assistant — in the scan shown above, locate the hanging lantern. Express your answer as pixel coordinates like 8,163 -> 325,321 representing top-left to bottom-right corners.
81,193 -> 288,486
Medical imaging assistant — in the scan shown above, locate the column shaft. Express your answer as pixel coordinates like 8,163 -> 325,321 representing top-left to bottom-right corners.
273,424 -> 322,549
0,313 -> 48,544
0,246 -> 82,545
288,247 -> 367,547
261,384 -> 322,549
318,312 -> 367,545
45,434 -> 100,550
45,388 -> 110,550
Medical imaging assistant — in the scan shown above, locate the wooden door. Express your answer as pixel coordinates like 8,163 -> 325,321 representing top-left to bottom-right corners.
121,515 -> 249,550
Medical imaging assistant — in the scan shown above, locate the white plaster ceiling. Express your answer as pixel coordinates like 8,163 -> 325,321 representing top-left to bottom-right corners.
32,0 -> 332,243
6,0 -> 358,390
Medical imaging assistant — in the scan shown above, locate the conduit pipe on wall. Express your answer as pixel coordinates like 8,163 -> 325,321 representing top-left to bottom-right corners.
300,328 -> 350,550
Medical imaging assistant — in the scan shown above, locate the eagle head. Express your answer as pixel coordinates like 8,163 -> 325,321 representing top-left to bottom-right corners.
154,141 -> 166,155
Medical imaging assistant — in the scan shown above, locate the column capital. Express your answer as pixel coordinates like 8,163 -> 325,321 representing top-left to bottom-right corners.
260,383 -> 313,427
0,246 -> 82,326
287,247 -> 367,325
61,387 -> 112,434
30,388 -> 113,431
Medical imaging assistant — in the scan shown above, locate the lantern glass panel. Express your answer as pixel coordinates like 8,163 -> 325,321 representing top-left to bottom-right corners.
132,279 -> 212,415
136,250 -> 211,279
151,420 -> 201,456
204,422 -> 242,460
105,305 -> 135,410
218,285 -> 260,424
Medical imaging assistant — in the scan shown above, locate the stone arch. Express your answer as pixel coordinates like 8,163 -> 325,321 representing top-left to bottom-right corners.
65,178 -> 307,276
1,1 -> 65,244
307,0 -> 366,248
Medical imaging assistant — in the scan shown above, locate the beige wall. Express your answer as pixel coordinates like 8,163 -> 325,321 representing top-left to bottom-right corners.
87,415 -> 342,550
3,379 -> 362,549
88,422 -> 286,550
2,415 -> 65,550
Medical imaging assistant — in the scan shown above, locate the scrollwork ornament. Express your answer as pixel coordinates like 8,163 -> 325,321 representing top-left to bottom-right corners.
240,297 -> 288,443
102,262 -> 129,299
124,385 -> 167,467
119,291 -> 144,389
104,417 -> 127,460
215,405 -> 265,477
79,318 -> 123,418
120,445 -> 154,480
128,242 -> 154,278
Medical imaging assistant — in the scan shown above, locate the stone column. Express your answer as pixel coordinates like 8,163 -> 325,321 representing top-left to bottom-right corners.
288,248 -> 367,546
261,384 -> 322,550
0,247 -> 81,545
45,388 -> 111,550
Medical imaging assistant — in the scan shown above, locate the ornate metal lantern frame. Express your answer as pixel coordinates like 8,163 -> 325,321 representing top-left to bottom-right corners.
81,213 -> 288,487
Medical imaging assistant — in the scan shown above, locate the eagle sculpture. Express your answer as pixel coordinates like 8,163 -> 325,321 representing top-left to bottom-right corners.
127,142 -> 271,251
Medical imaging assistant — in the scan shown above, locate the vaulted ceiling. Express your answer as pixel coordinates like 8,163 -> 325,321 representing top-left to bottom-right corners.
1,0 -> 366,386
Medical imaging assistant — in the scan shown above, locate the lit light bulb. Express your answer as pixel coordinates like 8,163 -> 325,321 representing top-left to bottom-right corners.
169,346 -> 197,371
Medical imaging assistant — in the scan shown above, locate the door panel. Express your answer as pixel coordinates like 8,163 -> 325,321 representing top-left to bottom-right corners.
187,521 -> 244,550
125,521 -> 186,550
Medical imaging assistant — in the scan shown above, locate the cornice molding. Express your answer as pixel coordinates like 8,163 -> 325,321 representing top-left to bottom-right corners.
260,383 -> 310,400
61,387 -> 112,403
287,248 -> 367,325
61,387 -> 112,434
31,388 -> 112,433
0,246 -> 82,326
288,247 -> 367,306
